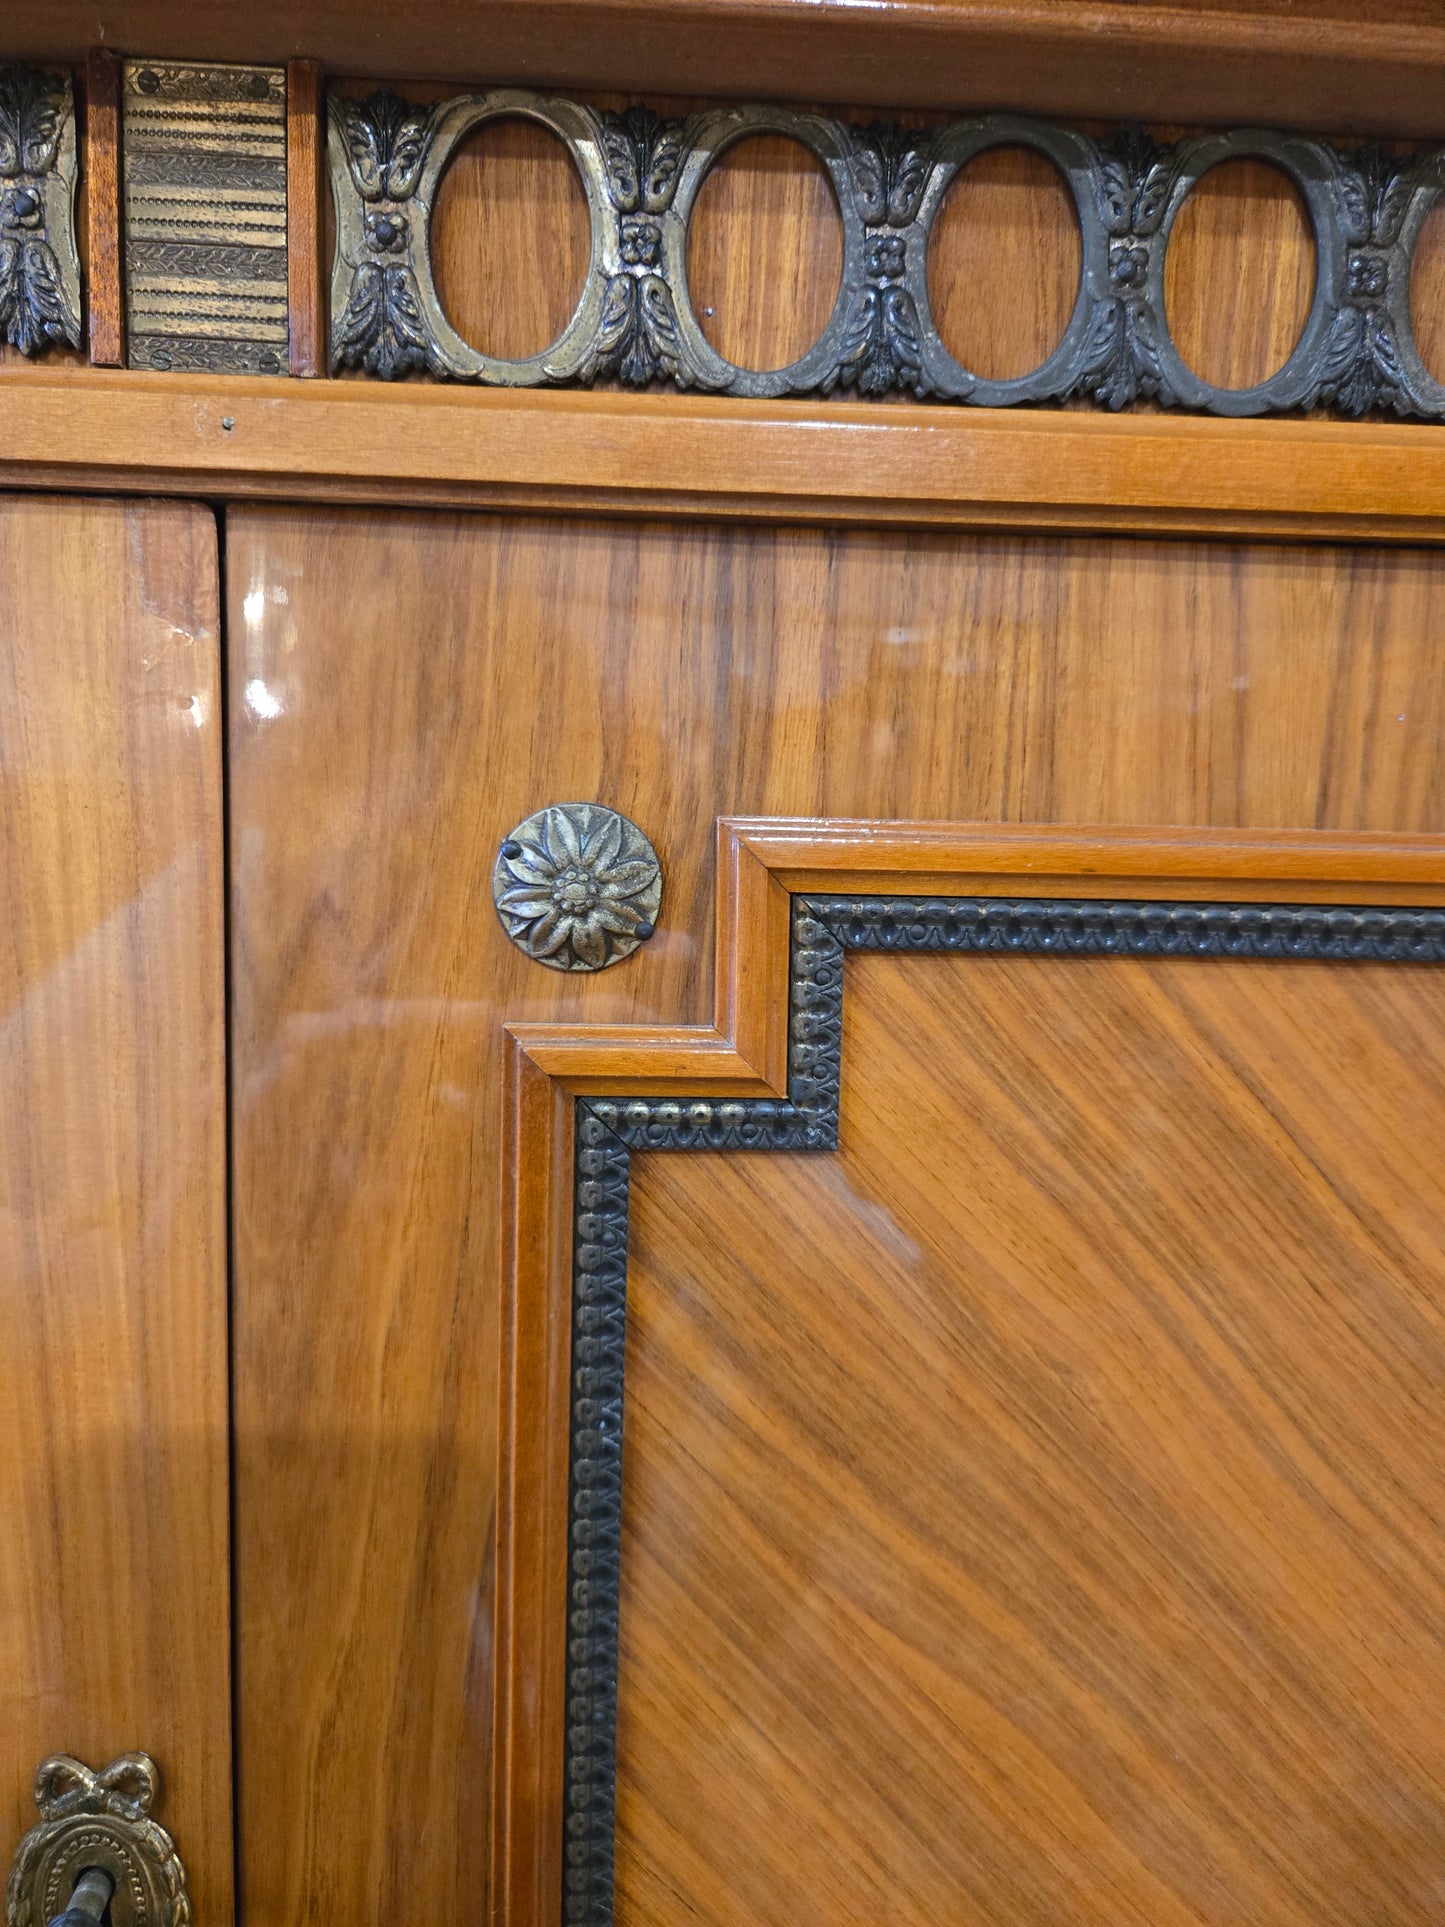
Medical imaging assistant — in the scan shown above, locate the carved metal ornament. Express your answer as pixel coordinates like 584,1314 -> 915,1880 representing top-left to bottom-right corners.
329,90 -> 1445,420
122,62 -> 288,376
5,1753 -> 189,1927
494,804 -> 662,972
0,66 -> 81,357
561,892 -> 1445,1926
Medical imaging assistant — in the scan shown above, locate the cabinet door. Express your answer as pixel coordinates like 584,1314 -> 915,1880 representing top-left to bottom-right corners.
0,497 -> 231,1923
227,505 -> 1445,1927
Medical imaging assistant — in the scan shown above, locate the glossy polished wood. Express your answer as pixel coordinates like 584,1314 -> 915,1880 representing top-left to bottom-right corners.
286,61 -> 326,378
22,374 -> 1445,540
13,2 -> 1445,134
0,495 -> 230,1921
431,116 -> 592,362
226,503 -> 1445,1927
83,50 -> 124,369
617,941 -> 1445,1922
1164,157 -> 1316,392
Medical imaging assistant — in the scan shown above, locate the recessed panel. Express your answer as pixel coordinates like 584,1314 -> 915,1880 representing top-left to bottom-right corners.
1165,158 -> 1315,391
431,116 -> 591,362
617,945 -> 1445,1923
686,134 -> 842,372
928,145 -> 1081,380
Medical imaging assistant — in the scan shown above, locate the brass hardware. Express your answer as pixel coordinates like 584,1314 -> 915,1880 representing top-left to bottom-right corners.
494,804 -> 663,972
5,1755 -> 189,1927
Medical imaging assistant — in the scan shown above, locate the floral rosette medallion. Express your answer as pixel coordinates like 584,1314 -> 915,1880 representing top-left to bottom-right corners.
492,803 -> 662,972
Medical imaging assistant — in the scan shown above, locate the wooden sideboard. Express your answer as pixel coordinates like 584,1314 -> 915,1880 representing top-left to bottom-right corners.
3,8 -> 1445,1925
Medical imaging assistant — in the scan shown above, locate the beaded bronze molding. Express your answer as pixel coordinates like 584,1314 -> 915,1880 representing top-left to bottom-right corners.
0,64 -> 81,358
561,892 -> 1445,1927
330,91 -> 1445,418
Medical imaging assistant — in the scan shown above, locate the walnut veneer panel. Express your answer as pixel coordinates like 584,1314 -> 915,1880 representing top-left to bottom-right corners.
0,496 -> 230,1918
229,505 -> 1445,1926
617,945 -> 1445,1922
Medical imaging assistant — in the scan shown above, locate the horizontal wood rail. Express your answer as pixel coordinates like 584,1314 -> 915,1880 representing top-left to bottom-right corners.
10,370 -> 1445,540
10,2 -> 1445,133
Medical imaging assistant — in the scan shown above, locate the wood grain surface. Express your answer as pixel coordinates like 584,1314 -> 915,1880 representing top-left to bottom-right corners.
929,145 -> 1081,384
497,817 -> 1445,1924
15,1 -> 1445,133
228,503 -> 1445,1927
617,944 -> 1445,1922
431,117 -> 591,362
286,60 -> 326,378
0,495 -> 230,1919
83,49 -> 124,369
1164,158 -> 1315,392
687,133 -> 842,374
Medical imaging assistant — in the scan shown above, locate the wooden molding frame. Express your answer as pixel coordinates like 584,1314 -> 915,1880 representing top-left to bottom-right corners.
492,816 -> 1445,1927
14,374 -> 1445,542
12,3 -> 1445,135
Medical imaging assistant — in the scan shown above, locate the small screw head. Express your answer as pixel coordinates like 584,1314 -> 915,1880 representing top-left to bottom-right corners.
137,68 -> 160,93
634,921 -> 655,941
501,839 -> 522,859
248,71 -> 271,99
10,188 -> 38,219
371,214 -> 398,249
221,415 -> 235,431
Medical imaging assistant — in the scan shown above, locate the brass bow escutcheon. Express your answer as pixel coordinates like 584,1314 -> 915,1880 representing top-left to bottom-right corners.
5,1755 -> 188,1927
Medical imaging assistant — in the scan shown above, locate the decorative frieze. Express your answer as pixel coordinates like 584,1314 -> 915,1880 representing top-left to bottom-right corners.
327,88 -> 1445,421
0,65 -> 81,358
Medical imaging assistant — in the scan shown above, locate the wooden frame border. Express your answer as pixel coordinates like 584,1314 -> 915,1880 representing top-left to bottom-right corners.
492,817 -> 1445,1927
13,377 -> 1445,542
14,3 -> 1445,139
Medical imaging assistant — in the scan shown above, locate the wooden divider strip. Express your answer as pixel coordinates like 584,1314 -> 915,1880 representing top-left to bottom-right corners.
83,48 -> 124,367
286,60 -> 326,378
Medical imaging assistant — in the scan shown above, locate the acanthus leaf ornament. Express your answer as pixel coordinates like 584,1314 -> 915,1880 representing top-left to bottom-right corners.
823,122 -> 932,397
493,805 -> 662,973
0,65 -> 80,358
586,108 -> 695,388
1072,125 -> 1178,411
329,90 -> 440,379
1317,146 -> 1416,417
